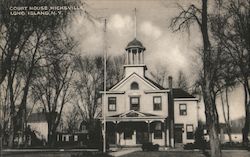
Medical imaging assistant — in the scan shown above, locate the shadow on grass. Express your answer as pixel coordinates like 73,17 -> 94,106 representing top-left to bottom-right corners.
71,151 -> 112,157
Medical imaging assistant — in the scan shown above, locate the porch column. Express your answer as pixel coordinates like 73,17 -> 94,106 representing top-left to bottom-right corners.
126,51 -> 129,64
136,49 -> 139,64
139,51 -> 142,64
164,120 -> 167,147
147,120 -> 152,142
142,51 -> 144,63
129,50 -> 133,64
115,121 -> 119,146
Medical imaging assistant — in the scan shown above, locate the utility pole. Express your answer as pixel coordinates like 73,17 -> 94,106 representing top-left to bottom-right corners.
103,18 -> 107,153
0,101 -> 2,157
168,76 -> 175,147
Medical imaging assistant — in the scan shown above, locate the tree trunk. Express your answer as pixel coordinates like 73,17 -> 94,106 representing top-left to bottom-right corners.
225,87 -> 232,143
242,83 -> 250,146
48,122 -> 55,147
209,122 -> 222,157
221,89 -> 232,143
201,0 -> 222,156
7,72 -> 15,148
203,82 -> 222,157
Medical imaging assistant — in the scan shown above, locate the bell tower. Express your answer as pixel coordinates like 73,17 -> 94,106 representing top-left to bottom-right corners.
124,8 -> 147,77
124,39 -> 147,77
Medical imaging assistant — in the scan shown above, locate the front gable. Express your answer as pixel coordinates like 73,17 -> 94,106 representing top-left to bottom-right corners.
110,110 -> 161,118
109,73 -> 160,92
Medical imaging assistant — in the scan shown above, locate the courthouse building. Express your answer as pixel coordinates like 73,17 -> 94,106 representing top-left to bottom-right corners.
101,38 -> 199,147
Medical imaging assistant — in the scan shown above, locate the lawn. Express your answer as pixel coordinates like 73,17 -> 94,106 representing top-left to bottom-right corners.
2,151 -> 111,157
2,150 -> 250,157
120,151 -> 250,157
121,151 -> 205,157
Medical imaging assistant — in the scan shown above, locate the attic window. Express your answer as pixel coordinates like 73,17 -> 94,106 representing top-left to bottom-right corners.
131,82 -> 139,90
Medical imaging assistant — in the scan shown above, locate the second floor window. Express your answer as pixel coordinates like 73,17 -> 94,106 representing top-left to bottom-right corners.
179,104 -> 187,115
108,97 -> 116,111
153,96 -> 162,110
130,97 -> 140,111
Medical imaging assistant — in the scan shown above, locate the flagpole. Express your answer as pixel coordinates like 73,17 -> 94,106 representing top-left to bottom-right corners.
134,8 -> 137,38
103,18 -> 107,153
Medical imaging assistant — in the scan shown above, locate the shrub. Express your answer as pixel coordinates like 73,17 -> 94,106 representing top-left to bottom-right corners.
194,123 -> 207,150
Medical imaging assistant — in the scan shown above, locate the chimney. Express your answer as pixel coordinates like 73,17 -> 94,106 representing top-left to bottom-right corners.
168,76 -> 175,147
168,76 -> 173,90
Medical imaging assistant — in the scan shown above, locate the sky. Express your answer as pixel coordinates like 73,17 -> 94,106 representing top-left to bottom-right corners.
66,0 -> 246,121
69,0 -> 202,78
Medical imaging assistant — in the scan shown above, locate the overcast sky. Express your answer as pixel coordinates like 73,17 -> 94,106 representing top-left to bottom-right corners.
66,0 -> 245,121
69,0 -> 203,78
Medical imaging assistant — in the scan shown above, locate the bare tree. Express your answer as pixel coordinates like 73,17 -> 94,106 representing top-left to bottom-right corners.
33,54 -> 75,146
0,0 -> 81,147
106,55 -> 125,88
220,0 -> 250,145
209,0 -> 250,145
150,64 -> 169,88
170,1 -> 223,156
74,55 -> 104,122
73,54 -> 125,122
176,70 -> 189,91
65,107 -> 82,133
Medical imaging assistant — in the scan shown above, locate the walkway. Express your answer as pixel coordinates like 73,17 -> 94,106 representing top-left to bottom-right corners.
109,148 -> 140,157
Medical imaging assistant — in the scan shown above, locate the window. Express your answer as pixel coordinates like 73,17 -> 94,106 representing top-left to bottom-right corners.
65,135 -> 69,141
130,97 -> 140,111
57,135 -> 60,141
186,124 -> 194,139
74,135 -> 78,141
131,82 -> 139,90
62,135 -> 66,141
108,97 -> 116,111
124,128 -> 133,139
62,135 -> 69,141
154,122 -> 162,139
153,96 -> 162,110
179,104 -> 187,115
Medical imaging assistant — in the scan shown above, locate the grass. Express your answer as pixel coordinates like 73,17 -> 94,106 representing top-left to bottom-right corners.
3,150 -> 250,157
121,151 -> 205,157
120,151 -> 250,157
2,151 -> 112,157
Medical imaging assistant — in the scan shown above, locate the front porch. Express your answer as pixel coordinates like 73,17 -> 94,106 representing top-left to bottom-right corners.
103,110 -> 168,147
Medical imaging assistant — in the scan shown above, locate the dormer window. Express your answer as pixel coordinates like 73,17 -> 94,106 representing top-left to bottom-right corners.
131,82 -> 139,90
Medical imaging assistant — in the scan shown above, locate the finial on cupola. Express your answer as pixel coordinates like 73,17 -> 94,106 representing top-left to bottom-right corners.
134,8 -> 137,39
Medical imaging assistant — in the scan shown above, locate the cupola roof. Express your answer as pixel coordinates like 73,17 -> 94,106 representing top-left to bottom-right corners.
125,38 -> 145,51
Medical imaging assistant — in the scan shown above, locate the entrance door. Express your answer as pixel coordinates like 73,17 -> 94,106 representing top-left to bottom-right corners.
136,131 -> 148,144
174,128 -> 183,143
174,124 -> 184,143
107,131 -> 116,144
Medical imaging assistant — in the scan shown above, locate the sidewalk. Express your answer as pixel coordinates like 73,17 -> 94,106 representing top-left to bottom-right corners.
109,148 -> 140,157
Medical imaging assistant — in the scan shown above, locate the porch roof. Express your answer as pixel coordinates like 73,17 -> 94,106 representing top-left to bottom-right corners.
101,110 -> 166,122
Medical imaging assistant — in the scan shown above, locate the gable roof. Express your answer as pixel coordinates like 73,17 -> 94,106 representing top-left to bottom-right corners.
27,113 -> 47,123
172,88 -> 196,98
107,72 -> 196,99
144,76 -> 165,90
144,77 -> 195,98
109,72 -> 160,91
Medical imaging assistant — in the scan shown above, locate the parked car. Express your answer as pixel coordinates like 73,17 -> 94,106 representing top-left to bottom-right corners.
141,142 -> 159,151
